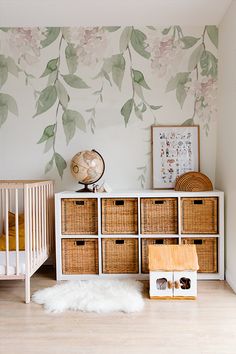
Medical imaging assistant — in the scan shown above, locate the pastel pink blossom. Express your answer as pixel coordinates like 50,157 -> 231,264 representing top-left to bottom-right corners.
148,34 -> 183,78
63,27 -> 107,66
9,27 -> 46,65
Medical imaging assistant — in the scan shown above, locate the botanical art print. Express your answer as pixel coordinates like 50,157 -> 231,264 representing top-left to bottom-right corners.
152,126 -> 199,189
0,26 -> 218,187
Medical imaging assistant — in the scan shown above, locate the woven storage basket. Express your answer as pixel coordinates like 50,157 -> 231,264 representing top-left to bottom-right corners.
61,238 -> 98,274
102,238 -> 139,273
101,198 -> 138,234
141,198 -> 178,234
175,171 -> 213,192
182,237 -> 217,273
61,198 -> 98,235
141,238 -> 179,273
181,197 -> 218,234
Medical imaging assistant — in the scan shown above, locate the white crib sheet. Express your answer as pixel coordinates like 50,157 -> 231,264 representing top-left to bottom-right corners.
0,251 -> 26,275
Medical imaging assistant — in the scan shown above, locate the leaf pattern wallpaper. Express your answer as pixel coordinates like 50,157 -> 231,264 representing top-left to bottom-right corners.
0,26 -> 218,189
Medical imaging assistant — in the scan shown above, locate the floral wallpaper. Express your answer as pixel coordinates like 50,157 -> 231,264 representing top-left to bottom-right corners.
0,26 -> 218,188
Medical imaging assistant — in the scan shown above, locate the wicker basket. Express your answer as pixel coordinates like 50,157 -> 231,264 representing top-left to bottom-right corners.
181,197 -> 218,234
182,237 -> 218,273
102,238 -> 139,273
61,198 -> 98,235
101,198 -> 138,234
141,238 -> 179,273
175,171 -> 213,192
141,198 -> 178,234
61,238 -> 98,274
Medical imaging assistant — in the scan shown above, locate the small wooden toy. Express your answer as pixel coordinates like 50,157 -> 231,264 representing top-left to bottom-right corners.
149,244 -> 199,300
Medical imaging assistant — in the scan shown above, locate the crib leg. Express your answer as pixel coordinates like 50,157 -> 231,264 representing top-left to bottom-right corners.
25,276 -> 31,303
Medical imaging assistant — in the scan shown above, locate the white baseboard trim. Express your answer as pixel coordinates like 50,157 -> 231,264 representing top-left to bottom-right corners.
226,270 -> 236,293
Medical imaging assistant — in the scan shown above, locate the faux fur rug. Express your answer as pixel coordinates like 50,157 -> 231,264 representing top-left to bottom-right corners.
32,279 -> 144,313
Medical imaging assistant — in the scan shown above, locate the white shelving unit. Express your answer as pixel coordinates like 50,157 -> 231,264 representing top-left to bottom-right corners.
55,190 -> 224,281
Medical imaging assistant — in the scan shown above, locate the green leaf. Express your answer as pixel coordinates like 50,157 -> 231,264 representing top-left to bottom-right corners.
41,27 -> 60,48
65,44 -> 78,74
111,54 -> 125,90
104,26 -> 121,32
130,29 -> 150,59
150,105 -> 162,110
55,152 -> 67,178
119,27 -> 133,52
162,27 -> 171,35
166,72 -> 190,92
0,28 -> 10,32
41,58 -> 58,78
206,26 -> 218,48
200,50 -> 217,78
182,118 -> 194,126
45,156 -> 54,174
188,44 -> 204,71
47,70 -> 58,85
0,55 -> 8,89
121,98 -> 134,126
102,57 -> 113,74
0,103 -> 8,127
33,86 -> 57,117
147,26 -> 156,31
134,103 -> 143,120
0,93 -> 18,116
181,36 -> 200,49
44,136 -> 54,153
132,69 -> 150,89
37,124 -> 55,144
55,79 -> 69,108
141,103 -> 147,113
63,74 -> 89,89
6,57 -> 19,77
62,109 -> 86,144
176,84 -> 187,109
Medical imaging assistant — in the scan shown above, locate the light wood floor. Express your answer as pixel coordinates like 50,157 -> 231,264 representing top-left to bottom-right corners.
0,268 -> 236,354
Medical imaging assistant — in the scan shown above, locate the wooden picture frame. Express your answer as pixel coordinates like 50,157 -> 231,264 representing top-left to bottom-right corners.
152,125 -> 200,189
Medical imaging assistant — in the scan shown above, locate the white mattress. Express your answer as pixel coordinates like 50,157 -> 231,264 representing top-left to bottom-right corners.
0,251 -> 26,275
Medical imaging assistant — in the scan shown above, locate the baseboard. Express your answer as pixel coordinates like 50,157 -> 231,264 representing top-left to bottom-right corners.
226,270 -> 236,293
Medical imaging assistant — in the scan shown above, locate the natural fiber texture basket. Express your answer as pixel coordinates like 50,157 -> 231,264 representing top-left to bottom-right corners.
182,237 -> 217,273
141,198 -> 178,234
175,171 -> 213,192
61,198 -> 98,235
181,197 -> 218,234
101,198 -> 138,234
141,238 -> 178,273
61,238 -> 98,274
102,238 -> 139,273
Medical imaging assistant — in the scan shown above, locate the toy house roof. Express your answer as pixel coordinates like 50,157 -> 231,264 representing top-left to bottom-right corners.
149,245 -> 199,271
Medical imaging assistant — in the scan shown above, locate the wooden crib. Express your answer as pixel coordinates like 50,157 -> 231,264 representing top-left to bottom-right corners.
0,180 -> 54,303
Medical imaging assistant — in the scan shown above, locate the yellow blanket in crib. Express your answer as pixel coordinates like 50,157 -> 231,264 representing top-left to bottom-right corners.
0,212 -> 25,251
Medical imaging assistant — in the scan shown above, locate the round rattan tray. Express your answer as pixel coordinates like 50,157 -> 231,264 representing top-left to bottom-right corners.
175,171 -> 213,192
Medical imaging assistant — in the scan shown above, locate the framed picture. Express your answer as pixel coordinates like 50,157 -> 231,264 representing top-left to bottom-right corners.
152,125 -> 200,189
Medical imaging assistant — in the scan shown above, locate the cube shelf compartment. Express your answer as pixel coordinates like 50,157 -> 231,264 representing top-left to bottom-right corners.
55,190 -> 224,281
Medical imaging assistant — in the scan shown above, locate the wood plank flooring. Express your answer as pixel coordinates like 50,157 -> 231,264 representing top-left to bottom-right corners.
0,267 -> 236,354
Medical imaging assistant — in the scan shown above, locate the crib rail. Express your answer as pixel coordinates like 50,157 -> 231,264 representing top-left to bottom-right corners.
0,180 -> 54,277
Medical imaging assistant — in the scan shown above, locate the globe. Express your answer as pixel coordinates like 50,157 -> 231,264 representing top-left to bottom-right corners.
70,150 -> 105,192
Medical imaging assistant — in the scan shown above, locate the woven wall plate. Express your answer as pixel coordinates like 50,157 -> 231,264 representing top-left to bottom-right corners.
175,171 -> 213,192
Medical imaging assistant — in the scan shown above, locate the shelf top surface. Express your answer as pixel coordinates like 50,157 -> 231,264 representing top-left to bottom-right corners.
56,189 -> 224,197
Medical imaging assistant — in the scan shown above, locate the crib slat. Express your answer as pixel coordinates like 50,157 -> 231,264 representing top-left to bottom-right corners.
5,189 -> 9,275
15,189 -> 19,275
35,186 -> 39,263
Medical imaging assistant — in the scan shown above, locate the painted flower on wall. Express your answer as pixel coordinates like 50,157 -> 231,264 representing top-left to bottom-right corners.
8,27 -> 46,65
148,34 -> 183,78
62,27 -> 107,66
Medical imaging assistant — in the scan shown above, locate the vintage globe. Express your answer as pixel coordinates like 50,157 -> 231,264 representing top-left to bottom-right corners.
70,150 -> 105,192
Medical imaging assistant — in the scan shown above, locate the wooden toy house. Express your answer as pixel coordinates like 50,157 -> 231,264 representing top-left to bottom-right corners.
149,245 -> 199,300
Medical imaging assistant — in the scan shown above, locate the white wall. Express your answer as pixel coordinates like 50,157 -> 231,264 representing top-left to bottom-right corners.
217,0 -> 236,291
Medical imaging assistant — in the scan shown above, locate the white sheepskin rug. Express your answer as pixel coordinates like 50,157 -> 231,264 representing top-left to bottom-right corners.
32,279 -> 144,314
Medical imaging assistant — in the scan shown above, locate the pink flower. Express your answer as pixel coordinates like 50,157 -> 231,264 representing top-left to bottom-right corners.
63,27 -> 107,66
148,34 -> 183,78
9,27 -> 46,65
